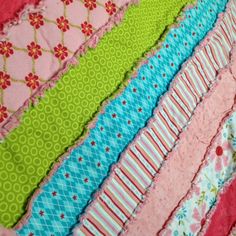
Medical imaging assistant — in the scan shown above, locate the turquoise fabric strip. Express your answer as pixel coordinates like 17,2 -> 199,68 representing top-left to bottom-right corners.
17,0 -> 228,235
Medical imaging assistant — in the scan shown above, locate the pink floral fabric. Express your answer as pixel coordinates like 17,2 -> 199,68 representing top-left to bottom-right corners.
0,0 -> 133,135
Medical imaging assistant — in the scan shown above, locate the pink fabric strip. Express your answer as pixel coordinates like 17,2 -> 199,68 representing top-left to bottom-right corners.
124,60 -> 236,235
200,174 -> 236,236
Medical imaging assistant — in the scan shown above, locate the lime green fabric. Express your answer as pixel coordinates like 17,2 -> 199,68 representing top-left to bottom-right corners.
0,0 -> 193,227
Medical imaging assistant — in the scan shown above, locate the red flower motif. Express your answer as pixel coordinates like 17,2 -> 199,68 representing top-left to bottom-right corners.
0,41 -> 14,57
0,71 -> 11,89
73,195 -> 77,200
81,21 -> 93,36
0,105 -> 7,123
29,13 -> 44,29
97,162 -> 101,167
117,133 -> 122,138
54,44 -> 68,60
25,73 -> 40,89
29,233 -> 34,236
216,146 -> 223,156
84,0 -> 97,10
61,0 -> 73,5
138,108 -> 142,112
84,178 -> 89,183
52,191 -> 57,196
91,141 -> 96,146
39,210 -> 44,216
56,16 -> 70,32
60,213 -> 65,219
105,147 -> 110,152
112,113 -> 117,118
27,42 -> 42,59
78,157 -> 83,162
65,173 -> 70,178
105,1 -> 116,15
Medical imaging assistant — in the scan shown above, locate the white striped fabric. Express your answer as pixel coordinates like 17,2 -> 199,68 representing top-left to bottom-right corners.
74,2 -> 236,236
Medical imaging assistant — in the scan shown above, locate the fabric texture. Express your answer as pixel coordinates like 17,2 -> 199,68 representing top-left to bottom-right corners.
202,174 -> 236,236
75,3 -> 236,234
0,0 -> 195,228
125,67 -> 236,236
0,0 -> 136,139
13,0 -> 227,234
230,223 -> 236,236
0,0 -> 40,35
160,107 -> 236,236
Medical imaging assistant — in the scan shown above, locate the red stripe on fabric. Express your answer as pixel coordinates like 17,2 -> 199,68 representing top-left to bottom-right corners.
104,190 -> 130,218
184,70 -> 202,97
82,222 -> 97,236
195,54 -> 212,83
162,105 -> 181,132
87,217 -> 107,236
150,126 -> 171,151
98,197 -> 124,226
119,166 -> 145,195
173,87 -> 192,114
203,46 -> 218,71
191,60 -> 209,90
180,74 -> 198,104
128,149 -> 154,178
169,94 -> 190,120
208,43 -> 220,68
134,144 -> 159,171
145,130 -> 165,156
158,112 -> 178,138
115,172 -> 140,202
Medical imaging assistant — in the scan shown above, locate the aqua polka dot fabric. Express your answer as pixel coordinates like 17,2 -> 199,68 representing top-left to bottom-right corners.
15,0 -> 228,235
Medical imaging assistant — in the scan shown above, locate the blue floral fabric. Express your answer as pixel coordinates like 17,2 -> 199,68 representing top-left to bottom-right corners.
17,0 -> 228,235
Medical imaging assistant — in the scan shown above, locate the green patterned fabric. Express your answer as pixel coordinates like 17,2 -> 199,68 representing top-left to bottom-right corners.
0,0 -> 193,227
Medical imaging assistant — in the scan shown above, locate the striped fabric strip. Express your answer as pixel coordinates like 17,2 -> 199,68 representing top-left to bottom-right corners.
74,1 -> 236,235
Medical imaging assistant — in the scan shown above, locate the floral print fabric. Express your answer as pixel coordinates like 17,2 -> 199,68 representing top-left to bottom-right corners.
0,0 -> 134,137
160,108 -> 236,236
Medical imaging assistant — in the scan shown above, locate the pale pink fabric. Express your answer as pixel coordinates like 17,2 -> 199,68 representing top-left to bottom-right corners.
0,0 -> 135,139
0,0 -> 39,33
0,226 -> 16,236
124,68 -> 236,235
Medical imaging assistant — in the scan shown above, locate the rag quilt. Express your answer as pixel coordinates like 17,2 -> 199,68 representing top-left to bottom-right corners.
0,0 -> 235,235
